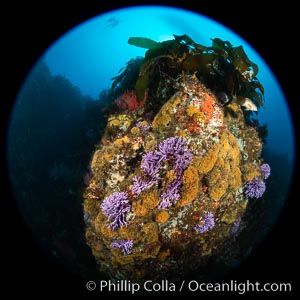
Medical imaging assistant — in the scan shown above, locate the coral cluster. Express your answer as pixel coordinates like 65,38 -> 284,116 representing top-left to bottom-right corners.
111,239 -> 133,255
244,177 -> 266,199
83,37 -> 270,283
194,212 -> 215,233
132,136 -> 192,209
100,192 -> 131,230
260,163 -> 271,179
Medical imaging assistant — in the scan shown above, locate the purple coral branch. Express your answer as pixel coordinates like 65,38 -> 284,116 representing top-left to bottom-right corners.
141,150 -> 163,178
131,137 -> 192,209
100,192 -> 131,230
260,163 -> 271,179
111,239 -> 133,255
131,176 -> 157,196
159,177 -> 181,209
194,212 -> 215,233
244,177 -> 266,199
136,121 -> 149,132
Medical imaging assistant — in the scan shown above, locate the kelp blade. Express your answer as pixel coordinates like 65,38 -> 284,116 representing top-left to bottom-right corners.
128,37 -> 164,49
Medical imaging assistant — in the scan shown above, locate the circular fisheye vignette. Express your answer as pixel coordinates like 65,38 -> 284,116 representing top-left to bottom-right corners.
6,4 -> 295,283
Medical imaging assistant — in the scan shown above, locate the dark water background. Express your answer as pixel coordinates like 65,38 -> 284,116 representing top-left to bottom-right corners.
3,1 -> 299,297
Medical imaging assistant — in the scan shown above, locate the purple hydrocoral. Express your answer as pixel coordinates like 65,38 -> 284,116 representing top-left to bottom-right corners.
194,212 -> 215,233
131,137 -> 192,208
100,192 -> 131,230
131,176 -> 157,195
244,177 -> 266,199
159,179 -> 182,209
158,137 -> 192,171
136,121 -> 149,132
140,150 -> 162,179
111,239 -> 133,255
260,163 -> 271,179
140,137 -> 192,179
158,137 -> 192,209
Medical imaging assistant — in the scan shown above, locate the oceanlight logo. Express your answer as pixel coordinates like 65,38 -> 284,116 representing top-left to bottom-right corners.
187,280 -> 292,294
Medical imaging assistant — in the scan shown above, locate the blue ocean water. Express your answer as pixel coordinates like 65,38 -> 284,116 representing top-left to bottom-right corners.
44,6 -> 295,161
6,5 -> 295,280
